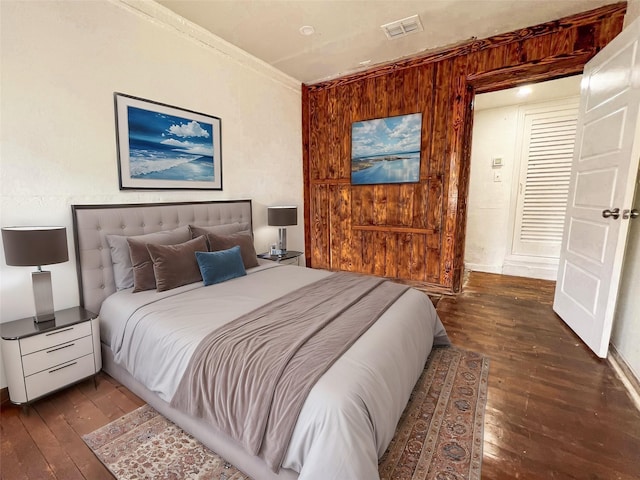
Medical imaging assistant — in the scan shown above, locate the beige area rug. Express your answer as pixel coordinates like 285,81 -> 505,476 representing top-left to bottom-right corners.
83,346 -> 488,480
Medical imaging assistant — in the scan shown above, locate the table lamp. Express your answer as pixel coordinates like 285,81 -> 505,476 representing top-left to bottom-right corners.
267,206 -> 297,255
1,226 -> 69,323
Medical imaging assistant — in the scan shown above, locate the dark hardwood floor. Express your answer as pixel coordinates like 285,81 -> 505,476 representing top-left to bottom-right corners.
2,272 -> 639,479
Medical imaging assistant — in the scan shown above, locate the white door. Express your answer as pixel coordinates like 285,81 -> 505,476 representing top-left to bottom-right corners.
553,18 -> 640,358
512,99 -> 579,259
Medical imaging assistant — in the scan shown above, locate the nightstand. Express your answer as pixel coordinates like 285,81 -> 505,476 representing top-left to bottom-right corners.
0,307 -> 101,405
257,250 -> 303,266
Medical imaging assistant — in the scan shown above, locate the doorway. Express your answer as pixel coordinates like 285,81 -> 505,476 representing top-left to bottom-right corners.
464,75 -> 582,281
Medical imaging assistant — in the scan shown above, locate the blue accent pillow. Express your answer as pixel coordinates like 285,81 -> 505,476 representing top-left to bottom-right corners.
196,246 -> 247,286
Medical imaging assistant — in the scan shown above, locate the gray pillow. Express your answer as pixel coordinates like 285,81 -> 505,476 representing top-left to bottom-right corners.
147,236 -> 208,292
206,231 -> 259,269
189,222 -> 250,239
106,234 -> 136,290
106,226 -> 190,290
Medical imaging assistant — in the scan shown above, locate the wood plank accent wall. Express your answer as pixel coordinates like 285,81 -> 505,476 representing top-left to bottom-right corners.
302,2 -> 625,293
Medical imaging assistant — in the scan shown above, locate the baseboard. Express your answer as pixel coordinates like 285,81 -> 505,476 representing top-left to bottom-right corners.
500,254 -> 559,281
608,344 -> 640,413
463,263 -> 502,274
1,387 -> 9,406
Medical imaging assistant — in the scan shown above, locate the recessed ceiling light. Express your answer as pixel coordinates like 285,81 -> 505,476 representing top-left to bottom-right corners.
517,86 -> 533,97
299,25 -> 315,36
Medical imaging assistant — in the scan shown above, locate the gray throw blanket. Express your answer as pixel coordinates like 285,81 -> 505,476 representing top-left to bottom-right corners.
170,271 -> 409,471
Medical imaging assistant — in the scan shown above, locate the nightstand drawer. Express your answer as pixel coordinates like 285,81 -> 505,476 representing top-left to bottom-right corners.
20,321 -> 92,355
22,335 -> 94,376
25,353 -> 95,401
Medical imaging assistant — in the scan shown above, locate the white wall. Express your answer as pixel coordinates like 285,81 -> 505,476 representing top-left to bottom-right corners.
0,0 -> 302,388
466,78 -> 582,278
612,174 -> 640,381
626,0 -> 640,27
611,7 -> 640,386
465,106 -> 518,273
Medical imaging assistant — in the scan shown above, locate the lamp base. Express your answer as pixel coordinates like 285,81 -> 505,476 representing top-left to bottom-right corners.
277,227 -> 287,254
32,270 -> 55,323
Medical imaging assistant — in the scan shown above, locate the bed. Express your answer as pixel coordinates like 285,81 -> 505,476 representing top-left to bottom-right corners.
72,200 -> 449,480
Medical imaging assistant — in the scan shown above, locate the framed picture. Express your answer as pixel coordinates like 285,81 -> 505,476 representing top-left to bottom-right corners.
114,93 -> 222,190
351,112 -> 422,185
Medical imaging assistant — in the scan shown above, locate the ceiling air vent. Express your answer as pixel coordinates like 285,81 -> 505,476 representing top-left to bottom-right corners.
381,14 -> 424,40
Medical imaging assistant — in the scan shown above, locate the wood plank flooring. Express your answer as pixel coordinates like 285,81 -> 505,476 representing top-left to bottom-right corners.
2,271 -> 639,479
438,272 -> 640,480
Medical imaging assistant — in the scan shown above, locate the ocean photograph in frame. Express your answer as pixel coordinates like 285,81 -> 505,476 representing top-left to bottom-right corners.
351,113 -> 422,185
114,93 -> 222,190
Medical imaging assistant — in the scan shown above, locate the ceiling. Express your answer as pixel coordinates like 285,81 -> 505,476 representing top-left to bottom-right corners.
156,0 -> 615,84
475,74 -> 583,111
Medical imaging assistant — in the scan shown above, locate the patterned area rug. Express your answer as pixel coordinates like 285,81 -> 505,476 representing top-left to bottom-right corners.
83,346 -> 488,480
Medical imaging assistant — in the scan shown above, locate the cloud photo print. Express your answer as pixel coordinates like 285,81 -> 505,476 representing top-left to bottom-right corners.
351,112 -> 422,185
115,93 -> 222,190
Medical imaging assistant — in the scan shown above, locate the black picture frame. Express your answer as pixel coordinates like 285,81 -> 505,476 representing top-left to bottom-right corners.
114,93 -> 222,190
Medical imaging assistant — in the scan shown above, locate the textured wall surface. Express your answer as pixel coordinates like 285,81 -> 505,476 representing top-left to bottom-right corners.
0,0 -> 303,386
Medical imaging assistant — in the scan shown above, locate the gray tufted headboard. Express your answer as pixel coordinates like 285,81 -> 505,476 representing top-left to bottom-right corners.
72,200 -> 253,315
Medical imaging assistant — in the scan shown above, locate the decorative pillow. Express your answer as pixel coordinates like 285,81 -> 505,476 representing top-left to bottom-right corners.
195,246 -> 247,286
189,222 -> 250,239
147,236 -> 208,292
107,226 -> 190,290
127,227 -> 191,292
206,231 -> 259,269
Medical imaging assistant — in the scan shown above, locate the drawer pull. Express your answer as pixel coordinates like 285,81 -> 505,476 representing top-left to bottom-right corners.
49,362 -> 77,373
46,327 -> 74,337
46,343 -> 75,354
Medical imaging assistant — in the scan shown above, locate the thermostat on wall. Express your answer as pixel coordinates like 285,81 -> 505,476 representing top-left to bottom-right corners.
492,157 -> 504,168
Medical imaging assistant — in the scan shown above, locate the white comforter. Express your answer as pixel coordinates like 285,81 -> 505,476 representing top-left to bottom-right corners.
100,263 -> 448,480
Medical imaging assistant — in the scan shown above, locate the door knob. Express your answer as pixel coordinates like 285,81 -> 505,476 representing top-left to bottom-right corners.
622,208 -> 639,219
602,208 -> 620,219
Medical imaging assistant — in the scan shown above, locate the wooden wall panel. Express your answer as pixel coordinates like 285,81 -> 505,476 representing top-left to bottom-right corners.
503,41 -> 522,66
550,29 -> 578,56
373,185 -> 387,225
328,184 -> 342,271
336,86 -> 351,180
374,75 -> 390,117
361,231 -> 375,275
326,91 -> 338,180
410,234 -> 427,281
525,33 -> 553,60
337,185 -> 353,271
453,83 -> 476,290
399,184 -> 414,226
397,233 -> 412,279
360,187 -> 374,226
302,3 -> 626,292
417,64 -> 436,182
372,230 -> 387,277
442,55 -> 471,288
310,184 -> 329,269
307,90 -> 321,182
384,234 -> 398,278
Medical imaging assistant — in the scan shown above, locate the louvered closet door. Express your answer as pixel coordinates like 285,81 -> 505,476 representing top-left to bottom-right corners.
512,99 -> 579,258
